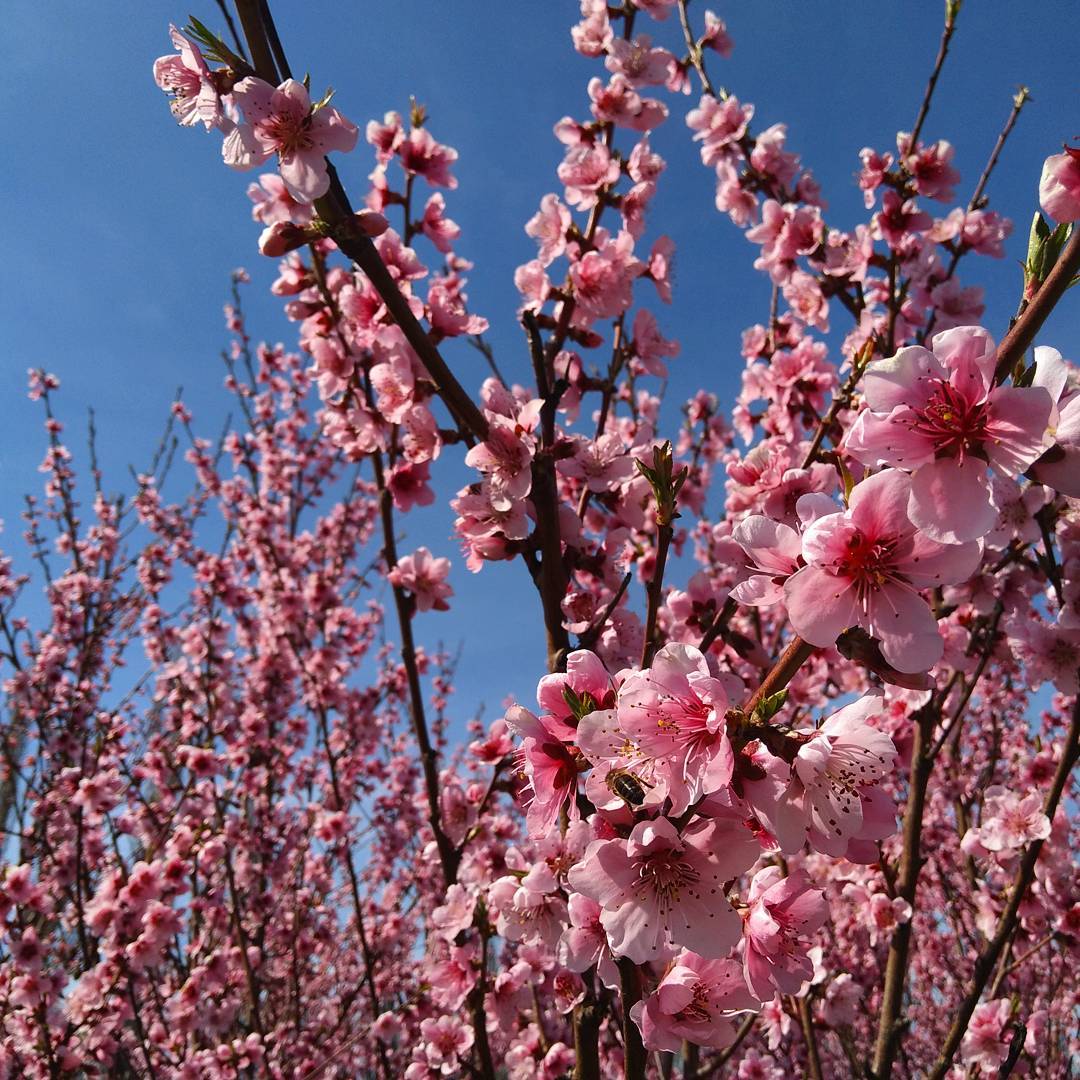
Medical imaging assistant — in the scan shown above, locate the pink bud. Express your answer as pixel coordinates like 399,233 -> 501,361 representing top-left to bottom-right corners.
258,221 -> 310,257
353,209 -> 390,237
1039,146 -> 1080,223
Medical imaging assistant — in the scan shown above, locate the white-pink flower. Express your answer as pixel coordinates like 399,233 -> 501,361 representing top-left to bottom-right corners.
846,327 -> 1053,543
631,951 -> 758,1052
223,78 -> 358,202
1039,147 -> 1080,223
784,470 -> 981,672
742,867 -> 827,999
567,815 -> 758,963
153,25 -> 224,130
388,547 -> 453,612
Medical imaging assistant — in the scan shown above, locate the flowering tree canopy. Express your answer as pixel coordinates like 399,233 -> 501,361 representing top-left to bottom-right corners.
2,1 -> 1079,1078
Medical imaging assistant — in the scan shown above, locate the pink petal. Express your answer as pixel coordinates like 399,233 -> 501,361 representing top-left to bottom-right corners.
900,533 -> 982,589
867,583 -> 941,673
846,408 -> 936,469
983,385 -> 1053,475
848,468 -> 915,539
279,152 -> 330,202
931,325 -> 996,396
784,566 -> 858,647
861,346 -> 944,412
908,457 -> 995,543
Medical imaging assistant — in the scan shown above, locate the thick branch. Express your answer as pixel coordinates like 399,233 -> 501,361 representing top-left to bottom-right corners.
993,226 -> 1080,383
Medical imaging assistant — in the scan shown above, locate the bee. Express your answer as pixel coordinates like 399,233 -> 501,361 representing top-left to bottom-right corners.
606,769 -> 652,807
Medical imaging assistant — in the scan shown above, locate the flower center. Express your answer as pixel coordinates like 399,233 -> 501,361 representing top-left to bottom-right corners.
637,849 -> 699,911
909,378 -> 989,461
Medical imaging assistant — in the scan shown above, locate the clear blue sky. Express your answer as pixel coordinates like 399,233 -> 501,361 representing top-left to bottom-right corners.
2,1 -> 1078,717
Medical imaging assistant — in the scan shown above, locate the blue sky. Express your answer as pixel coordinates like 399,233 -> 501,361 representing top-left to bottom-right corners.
2,1 -> 1078,718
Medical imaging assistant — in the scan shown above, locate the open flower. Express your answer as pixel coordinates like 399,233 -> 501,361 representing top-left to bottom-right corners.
784,470 -> 981,672
742,867 -> 827,999
632,952 -> 758,1052
846,327 -> 1053,543
567,815 -> 758,963
616,643 -> 739,815
223,78 -> 359,201
761,694 -> 898,859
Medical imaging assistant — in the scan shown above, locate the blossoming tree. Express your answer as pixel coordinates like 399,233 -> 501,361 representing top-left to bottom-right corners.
1,1 -> 1078,1077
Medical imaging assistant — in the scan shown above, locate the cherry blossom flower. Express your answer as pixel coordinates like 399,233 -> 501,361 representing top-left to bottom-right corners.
631,952 -> 758,1052
742,867 -> 827,999
960,785 -> 1052,857
846,327 -> 1054,542
419,1014 -> 474,1075
504,706 -> 580,837
153,25 -> 225,130
762,694 -> 898,858
784,470 -> 981,671
388,547 -> 453,612
960,998 -> 1014,1075
567,815 -> 758,963
616,643 -> 740,814
224,78 -> 359,201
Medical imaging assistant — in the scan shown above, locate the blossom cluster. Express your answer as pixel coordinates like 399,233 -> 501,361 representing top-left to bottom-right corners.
0,3 -> 1075,1078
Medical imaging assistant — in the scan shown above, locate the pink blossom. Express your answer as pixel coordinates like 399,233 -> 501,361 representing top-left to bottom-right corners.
388,547 -> 453,612
432,883 -> 477,941
960,998 -> 1014,1075
846,327 -> 1054,542
569,230 -> 644,320
872,190 -> 932,248
365,110 -> 404,163
900,135 -> 961,202
558,892 -> 619,989
420,193 -> 461,253
399,126 -> 458,188
687,95 -> 753,167
763,694 -> 898,858
701,11 -> 734,57
419,1014 -> 474,1075
488,863 -> 568,947
1039,146 -> 1080,223
557,434 -> 635,493
630,309 -> 680,376
631,952 -> 757,1052
464,413 -> 535,510
387,461 -> 436,513
784,471 -> 980,671
647,235 -> 675,303
567,815 -> 758,963
504,706 -> 580,837
742,867 -> 827,999
858,147 -> 893,208
605,35 -> 673,87
247,173 -> 315,227
557,142 -> 620,210
616,643 -> 738,814
153,25 -> 224,130
1029,345 -> 1080,498
961,785 -> 1052,856
526,194 -> 572,267
224,78 -> 358,202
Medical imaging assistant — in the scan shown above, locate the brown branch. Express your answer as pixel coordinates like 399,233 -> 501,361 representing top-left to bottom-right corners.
744,637 -> 815,717
234,1 -> 489,441
870,699 -> 937,1079
906,0 -> 960,155
796,995 -> 824,1080
993,226 -> 1080,384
